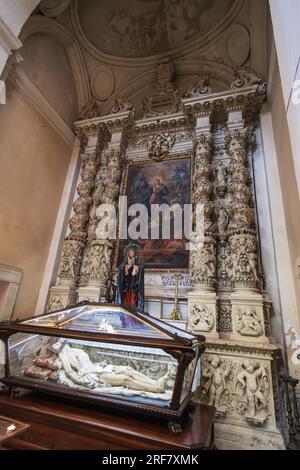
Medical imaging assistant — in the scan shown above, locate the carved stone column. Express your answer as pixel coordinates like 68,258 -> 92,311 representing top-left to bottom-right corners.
78,148 -> 124,301
77,110 -> 133,302
187,130 -> 218,340
46,124 -> 109,311
226,128 -> 267,343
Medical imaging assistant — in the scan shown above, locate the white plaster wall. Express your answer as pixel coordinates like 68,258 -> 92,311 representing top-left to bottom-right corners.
0,0 -> 39,37
0,0 -> 40,102
21,33 -> 79,126
254,120 -> 289,350
269,0 -> 300,196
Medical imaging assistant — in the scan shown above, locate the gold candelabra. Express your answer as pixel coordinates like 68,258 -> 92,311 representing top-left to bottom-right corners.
170,273 -> 183,321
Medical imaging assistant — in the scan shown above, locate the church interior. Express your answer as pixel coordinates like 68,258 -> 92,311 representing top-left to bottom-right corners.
0,0 -> 300,451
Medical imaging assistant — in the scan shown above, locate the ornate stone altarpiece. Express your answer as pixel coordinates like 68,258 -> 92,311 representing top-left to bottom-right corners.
45,63 -> 285,449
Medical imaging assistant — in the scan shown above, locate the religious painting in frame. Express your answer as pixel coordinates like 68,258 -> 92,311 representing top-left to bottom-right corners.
115,155 -> 191,271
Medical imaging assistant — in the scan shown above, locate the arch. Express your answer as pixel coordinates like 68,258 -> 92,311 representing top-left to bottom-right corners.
20,15 -> 91,110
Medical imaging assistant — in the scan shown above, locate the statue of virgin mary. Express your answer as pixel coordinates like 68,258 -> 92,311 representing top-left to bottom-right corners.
116,244 -> 145,313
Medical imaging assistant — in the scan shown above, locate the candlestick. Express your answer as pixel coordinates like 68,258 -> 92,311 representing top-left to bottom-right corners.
170,273 -> 183,321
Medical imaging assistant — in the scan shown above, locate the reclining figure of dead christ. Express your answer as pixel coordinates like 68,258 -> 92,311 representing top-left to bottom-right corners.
24,343 -> 172,398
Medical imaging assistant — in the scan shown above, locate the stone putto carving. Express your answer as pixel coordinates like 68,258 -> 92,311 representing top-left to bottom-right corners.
236,308 -> 263,337
201,356 -> 232,414
190,305 -> 215,332
199,355 -> 271,424
237,360 -> 269,423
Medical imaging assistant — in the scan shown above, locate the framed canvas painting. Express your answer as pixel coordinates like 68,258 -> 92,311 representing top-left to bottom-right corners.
115,155 -> 191,271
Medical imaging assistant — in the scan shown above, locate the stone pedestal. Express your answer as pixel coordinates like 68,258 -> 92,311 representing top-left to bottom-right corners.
214,421 -> 285,450
77,286 -> 103,303
194,339 -> 285,449
46,286 -> 77,312
187,291 -> 219,341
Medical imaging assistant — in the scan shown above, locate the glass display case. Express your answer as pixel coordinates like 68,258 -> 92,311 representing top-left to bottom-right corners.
0,302 -> 205,433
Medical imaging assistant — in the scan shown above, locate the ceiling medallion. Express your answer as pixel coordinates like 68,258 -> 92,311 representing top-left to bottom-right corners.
90,66 -> 115,101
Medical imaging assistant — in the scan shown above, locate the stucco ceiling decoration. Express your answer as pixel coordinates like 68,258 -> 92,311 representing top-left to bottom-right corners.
40,0 -> 72,17
70,0 -> 246,67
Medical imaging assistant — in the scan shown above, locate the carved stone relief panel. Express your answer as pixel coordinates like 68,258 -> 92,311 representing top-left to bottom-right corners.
189,304 -> 215,332
196,348 -> 277,429
231,294 -> 267,343
187,292 -> 218,339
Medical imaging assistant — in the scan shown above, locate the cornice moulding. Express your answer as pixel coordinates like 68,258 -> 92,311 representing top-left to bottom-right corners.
182,84 -> 266,119
182,84 -> 262,107
74,110 -> 135,136
206,339 -> 279,357
9,66 -> 75,147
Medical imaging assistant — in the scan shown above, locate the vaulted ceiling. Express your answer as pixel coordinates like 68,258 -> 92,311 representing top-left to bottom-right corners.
77,0 -> 235,59
16,0 -> 270,125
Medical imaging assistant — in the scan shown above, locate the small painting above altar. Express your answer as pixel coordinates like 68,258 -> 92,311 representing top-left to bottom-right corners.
116,156 -> 191,270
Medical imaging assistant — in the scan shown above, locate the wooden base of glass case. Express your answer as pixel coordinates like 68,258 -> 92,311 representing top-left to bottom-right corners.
1,376 -> 192,433
0,392 -> 215,450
